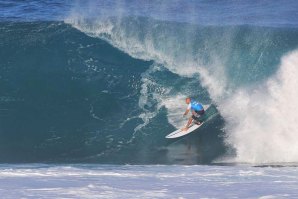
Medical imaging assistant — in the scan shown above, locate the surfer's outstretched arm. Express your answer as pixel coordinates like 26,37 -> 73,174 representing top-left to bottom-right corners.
183,109 -> 190,116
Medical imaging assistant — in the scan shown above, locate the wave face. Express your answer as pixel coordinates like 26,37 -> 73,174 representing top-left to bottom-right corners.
0,21 -> 151,163
1,1 -> 298,164
66,13 -> 298,164
0,21 -> 225,163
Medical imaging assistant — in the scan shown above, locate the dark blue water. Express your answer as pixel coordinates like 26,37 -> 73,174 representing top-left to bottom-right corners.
0,0 -> 298,164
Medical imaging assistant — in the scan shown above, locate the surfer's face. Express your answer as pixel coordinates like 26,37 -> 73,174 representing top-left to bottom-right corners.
186,98 -> 191,104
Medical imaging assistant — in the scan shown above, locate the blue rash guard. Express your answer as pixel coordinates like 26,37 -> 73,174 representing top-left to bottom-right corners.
188,99 -> 205,121
187,99 -> 204,112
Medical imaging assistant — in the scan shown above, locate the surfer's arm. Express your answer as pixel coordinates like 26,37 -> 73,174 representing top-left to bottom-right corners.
183,109 -> 190,116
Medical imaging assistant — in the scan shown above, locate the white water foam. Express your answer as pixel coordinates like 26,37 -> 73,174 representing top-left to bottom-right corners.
221,50 -> 298,163
134,64 -> 170,132
2,164 -> 298,199
160,94 -> 189,128
65,16 -> 201,77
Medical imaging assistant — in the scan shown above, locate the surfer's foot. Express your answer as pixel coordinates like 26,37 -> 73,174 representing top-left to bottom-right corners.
194,121 -> 201,125
182,127 -> 189,131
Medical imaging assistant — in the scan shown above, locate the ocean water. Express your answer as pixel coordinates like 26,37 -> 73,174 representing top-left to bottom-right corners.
1,0 -> 298,198
0,164 -> 298,199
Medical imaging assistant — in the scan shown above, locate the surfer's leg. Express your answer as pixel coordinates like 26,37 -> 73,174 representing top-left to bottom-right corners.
193,110 -> 205,125
194,121 -> 201,125
192,114 -> 201,125
182,117 -> 193,131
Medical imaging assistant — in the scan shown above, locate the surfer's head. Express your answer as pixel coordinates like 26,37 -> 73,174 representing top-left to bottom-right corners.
185,97 -> 191,104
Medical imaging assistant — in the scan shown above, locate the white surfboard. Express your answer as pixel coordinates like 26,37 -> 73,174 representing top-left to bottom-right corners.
165,122 -> 204,139
165,104 -> 218,139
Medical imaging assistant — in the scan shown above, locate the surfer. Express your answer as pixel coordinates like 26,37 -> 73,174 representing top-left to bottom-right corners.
182,97 -> 205,131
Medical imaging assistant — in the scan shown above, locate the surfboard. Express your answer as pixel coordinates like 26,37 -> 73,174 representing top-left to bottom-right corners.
165,104 -> 218,139
165,123 -> 203,138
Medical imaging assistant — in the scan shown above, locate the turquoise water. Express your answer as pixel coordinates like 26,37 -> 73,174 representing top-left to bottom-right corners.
0,1 -> 298,165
